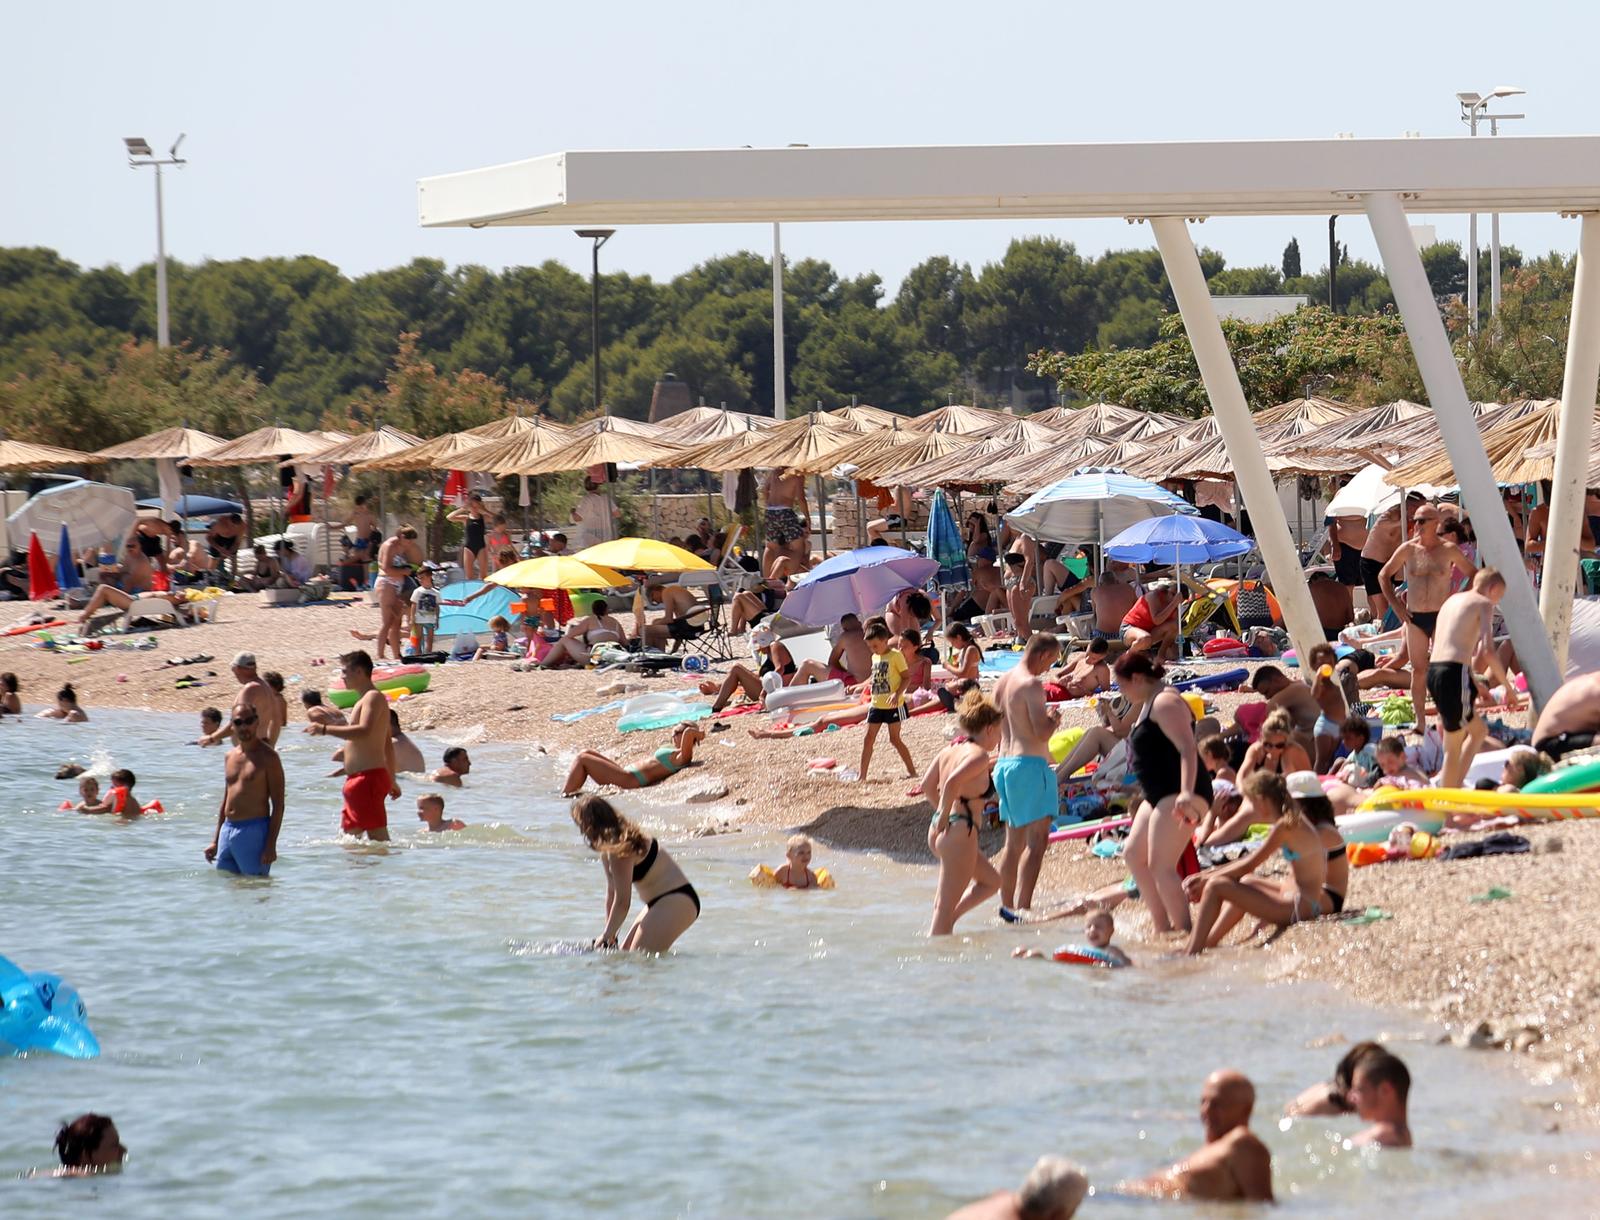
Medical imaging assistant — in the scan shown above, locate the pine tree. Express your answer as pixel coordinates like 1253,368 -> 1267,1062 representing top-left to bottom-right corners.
1281,238 -> 1302,280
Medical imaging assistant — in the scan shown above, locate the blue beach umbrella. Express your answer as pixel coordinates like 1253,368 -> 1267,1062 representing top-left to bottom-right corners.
56,523 -> 81,591
783,545 -> 940,626
1103,515 -> 1252,657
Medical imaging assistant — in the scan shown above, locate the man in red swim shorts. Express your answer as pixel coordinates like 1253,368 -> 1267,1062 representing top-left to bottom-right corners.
307,650 -> 400,840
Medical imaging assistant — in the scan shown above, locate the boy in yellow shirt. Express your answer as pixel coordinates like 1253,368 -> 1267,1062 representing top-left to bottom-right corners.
858,618 -> 918,782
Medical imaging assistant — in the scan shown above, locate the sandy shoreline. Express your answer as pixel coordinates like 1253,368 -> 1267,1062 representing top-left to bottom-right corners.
4,591 -> 1596,1122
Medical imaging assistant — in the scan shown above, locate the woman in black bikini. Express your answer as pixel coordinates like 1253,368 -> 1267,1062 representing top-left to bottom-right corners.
922,689 -> 1005,935
447,491 -> 490,580
572,795 -> 700,952
1118,651 -> 1211,935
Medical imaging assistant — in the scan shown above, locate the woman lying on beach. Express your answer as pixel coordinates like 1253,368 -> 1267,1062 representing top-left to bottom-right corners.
1183,770 -> 1346,955
539,599 -> 626,668
562,723 -> 705,797
572,794 -> 699,951
748,679 -> 975,740
37,683 -> 87,722
922,689 -> 1004,935
1319,735 -> 1430,816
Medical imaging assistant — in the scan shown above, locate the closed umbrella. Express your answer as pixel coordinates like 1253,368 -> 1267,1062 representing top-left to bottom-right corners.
56,524 -> 81,591
782,545 -> 939,626
926,488 -> 967,626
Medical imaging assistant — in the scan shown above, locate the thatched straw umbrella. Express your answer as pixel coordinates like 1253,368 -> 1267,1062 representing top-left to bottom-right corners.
904,403 -> 1009,436
824,403 -> 902,430
0,438 -> 93,471
91,426 -> 227,551
654,405 -> 773,442
188,426 -> 332,540
1386,401 -> 1600,488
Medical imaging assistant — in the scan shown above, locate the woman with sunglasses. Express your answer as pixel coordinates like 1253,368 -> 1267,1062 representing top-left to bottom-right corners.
1200,709 -> 1313,845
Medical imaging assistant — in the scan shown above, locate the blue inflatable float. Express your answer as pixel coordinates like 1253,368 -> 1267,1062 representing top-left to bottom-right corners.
0,954 -> 100,1059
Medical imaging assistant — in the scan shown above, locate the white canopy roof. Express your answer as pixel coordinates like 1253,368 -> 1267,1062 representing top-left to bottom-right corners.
419,136 -> 1600,229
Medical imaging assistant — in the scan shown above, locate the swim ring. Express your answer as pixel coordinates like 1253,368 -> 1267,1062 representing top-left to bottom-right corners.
749,864 -> 835,889
1523,756 -> 1600,795
0,954 -> 100,1059
1049,944 -> 1127,968
329,665 -> 431,709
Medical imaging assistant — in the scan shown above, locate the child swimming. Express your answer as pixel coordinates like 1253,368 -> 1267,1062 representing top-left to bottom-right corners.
416,793 -> 466,832
71,775 -> 100,811
773,834 -> 820,888
193,706 -> 223,746
1012,909 -> 1133,967
78,769 -> 150,816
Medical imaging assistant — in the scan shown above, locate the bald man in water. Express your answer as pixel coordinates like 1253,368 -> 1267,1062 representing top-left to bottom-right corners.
1122,1070 -> 1274,1203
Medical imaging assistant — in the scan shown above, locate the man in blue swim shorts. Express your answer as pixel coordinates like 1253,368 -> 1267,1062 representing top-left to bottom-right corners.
993,632 -> 1063,913
205,701 -> 285,877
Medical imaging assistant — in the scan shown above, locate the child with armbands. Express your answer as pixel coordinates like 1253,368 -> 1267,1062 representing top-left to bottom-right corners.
750,833 -> 835,889
78,769 -> 157,816
416,793 -> 466,832
67,774 -> 100,812
1012,908 -> 1132,967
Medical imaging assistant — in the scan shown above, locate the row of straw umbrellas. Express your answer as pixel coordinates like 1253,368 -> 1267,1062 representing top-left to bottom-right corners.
4,395 -> 1599,502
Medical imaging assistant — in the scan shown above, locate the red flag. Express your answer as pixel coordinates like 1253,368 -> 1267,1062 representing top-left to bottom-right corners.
443,469 -> 468,506
27,531 -> 59,601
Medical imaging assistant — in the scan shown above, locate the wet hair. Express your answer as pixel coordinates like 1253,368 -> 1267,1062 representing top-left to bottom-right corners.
956,688 -> 1005,736
442,746 -> 468,767
1,672 -> 16,693
200,706 -> 223,727
570,794 -> 651,857
1376,735 -> 1407,757
1198,734 -> 1231,763
1112,650 -> 1166,682
1341,713 -> 1371,741
110,769 -> 135,788
57,683 -> 79,706
1355,1050 -> 1411,1104
339,649 -> 374,676
1242,770 -> 1289,818
1333,1041 -> 1385,1094
298,691 -> 325,710
864,620 -> 892,642
55,1113 -> 116,1168
489,616 -> 510,631
1085,910 -> 1114,933
1249,664 -> 1285,691
1262,708 -> 1294,738
590,599 -> 609,617
262,671 -> 285,694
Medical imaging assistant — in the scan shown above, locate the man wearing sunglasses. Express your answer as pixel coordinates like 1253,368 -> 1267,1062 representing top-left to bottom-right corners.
204,702 -> 285,876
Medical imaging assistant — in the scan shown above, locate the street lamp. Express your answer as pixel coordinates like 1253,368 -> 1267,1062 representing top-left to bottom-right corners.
1456,87 -> 1525,330
124,134 -> 187,348
575,229 -> 615,412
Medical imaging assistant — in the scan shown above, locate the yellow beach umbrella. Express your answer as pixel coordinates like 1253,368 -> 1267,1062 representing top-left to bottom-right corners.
572,537 -> 714,572
487,555 -> 629,589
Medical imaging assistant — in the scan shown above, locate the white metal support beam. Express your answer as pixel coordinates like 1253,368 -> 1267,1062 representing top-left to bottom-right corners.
1541,213 -> 1600,671
1150,216 -> 1327,664
1365,191 -> 1563,708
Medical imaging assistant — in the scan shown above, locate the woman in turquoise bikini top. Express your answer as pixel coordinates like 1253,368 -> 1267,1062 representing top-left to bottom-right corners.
561,722 -> 706,797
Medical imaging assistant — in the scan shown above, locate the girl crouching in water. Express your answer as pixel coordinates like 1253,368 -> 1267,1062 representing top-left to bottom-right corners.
572,795 -> 700,952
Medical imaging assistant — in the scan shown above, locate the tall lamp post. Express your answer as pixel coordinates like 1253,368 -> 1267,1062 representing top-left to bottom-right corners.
575,228 -> 615,412
124,135 -> 186,348
1456,87 -> 1525,331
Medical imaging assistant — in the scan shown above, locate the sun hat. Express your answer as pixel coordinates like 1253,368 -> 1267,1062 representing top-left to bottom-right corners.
1285,770 -> 1324,799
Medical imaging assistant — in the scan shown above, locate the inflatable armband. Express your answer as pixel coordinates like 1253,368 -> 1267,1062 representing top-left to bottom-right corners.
749,864 -> 836,889
0,955 -> 100,1059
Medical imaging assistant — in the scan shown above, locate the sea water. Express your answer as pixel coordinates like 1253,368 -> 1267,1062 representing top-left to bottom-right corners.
0,709 -> 1594,1217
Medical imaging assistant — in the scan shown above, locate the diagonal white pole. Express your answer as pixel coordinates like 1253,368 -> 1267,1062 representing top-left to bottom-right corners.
1541,213 -> 1600,672
1150,216 -> 1326,664
1365,191 -> 1562,709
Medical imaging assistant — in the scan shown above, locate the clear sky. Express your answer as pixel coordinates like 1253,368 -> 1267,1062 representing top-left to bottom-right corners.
5,0 -> 1597,295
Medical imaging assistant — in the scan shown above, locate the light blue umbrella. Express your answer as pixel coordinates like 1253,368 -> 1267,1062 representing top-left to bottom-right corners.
1103,515 -> 1252,657
1006,467 -> 1197,548
783,546 -> 939,626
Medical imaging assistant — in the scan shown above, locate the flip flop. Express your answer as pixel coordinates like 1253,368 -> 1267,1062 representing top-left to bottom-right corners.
1469,886 -> 1514,903
1342,907 -> 1392,925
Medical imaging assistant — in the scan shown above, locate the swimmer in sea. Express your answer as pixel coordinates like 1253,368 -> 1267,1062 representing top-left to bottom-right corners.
572,794 -> 700,952
49,1113 -> 126,1177
206,701 -> 286,875
1012,909 -> 1132,967
36,682 -> 87,722
416,793 -> 465,832
78,768 -> 144,816
429,746 -> 471,787
1347,1050 -> 1413,1148
1120,1069 -> 1274,1203
768,833 -> 820,889
946,1156 -> 1089,1220
193,706 -> 224,746
1285,1040 -> 1384,1118
71,774 -> 100,811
